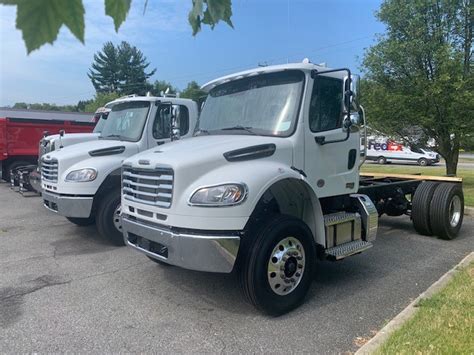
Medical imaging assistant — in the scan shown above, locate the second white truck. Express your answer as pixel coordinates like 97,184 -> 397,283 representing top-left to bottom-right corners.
41,95 -> 198,245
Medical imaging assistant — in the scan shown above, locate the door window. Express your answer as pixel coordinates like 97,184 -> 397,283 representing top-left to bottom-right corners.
152,105 -> 190,139
309,76 -> 343,132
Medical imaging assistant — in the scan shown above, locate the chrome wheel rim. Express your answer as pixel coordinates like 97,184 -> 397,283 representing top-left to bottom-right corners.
449,195 -> 461,228
267,236 -> 305,296
113,204 -> 122,231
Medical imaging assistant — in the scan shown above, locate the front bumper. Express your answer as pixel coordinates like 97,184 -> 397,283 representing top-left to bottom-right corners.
122,215 -> 241,273
42,190 -> 93,218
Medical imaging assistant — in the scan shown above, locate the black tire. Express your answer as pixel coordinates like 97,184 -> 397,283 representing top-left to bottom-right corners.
429,183 -> 464,240
411,181 -> 439,236
5,160 -> 30,183
377,156 -> 386,165
147,256 -> 172,266
66,216 -> 95,226
239,214 -> 316,316
96,190 -> 125,246
418,158 -> 428,166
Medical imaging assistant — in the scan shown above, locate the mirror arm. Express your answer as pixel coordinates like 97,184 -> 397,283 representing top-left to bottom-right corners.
315,125 -> 351,146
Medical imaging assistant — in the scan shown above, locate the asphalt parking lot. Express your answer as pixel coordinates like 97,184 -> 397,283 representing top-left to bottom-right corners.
0,182 -> 473,353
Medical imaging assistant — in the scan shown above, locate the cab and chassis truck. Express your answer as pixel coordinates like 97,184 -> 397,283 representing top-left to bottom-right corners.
41,96 -> 198,245
118,62 -> 463,315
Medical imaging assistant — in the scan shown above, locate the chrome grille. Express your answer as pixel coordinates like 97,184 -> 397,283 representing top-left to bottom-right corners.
41,158 -> 58,182
122,166 -> 174,208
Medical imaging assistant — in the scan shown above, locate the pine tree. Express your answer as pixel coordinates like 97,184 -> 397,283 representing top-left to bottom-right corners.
88,41 -> 156,95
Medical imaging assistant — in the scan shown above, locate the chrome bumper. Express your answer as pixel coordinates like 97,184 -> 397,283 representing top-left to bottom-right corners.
122,215 -> 241,273
42,190 -> 93,218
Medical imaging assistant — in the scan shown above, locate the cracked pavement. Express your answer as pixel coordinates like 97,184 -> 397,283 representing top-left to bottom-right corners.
0,183 -> 473,353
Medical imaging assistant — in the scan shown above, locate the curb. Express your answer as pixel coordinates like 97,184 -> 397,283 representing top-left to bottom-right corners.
355,252 -> 474,354
465,206 -> 474,216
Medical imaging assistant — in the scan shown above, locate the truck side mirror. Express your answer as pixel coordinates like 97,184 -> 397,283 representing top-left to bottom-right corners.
170,105 -> 180,141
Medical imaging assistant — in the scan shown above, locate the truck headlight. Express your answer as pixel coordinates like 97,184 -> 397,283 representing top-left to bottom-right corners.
65,168 -> 97,182
189,183 -> 247,206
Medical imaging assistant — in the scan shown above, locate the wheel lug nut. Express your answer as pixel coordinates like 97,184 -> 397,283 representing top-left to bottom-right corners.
295,272 -> 301,277
280,273 -> 285,279
284,278 -> 291,284
296,256 -> 303,260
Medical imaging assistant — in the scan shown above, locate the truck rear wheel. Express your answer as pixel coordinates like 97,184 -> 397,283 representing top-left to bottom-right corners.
66,216 -> 95,226
239,215 -> 315,316
429,183 -> 464,240
96,190 -> 125,246
411,181 -> 439,236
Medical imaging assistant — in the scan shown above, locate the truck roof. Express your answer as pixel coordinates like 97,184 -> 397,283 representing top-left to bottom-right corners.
201,61 -> 338,92
107,95 -> 196,107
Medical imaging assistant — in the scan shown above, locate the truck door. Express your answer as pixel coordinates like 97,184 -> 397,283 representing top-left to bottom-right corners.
147,104 -> 190,148
303,74 -> 360,198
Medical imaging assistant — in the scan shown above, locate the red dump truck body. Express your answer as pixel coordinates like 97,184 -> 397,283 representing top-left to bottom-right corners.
0,111 -> 96,180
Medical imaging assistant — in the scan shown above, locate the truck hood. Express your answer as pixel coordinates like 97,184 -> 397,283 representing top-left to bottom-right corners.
46,133 -> 99,149
124,135 -> 294,172
44,139 -> 140,180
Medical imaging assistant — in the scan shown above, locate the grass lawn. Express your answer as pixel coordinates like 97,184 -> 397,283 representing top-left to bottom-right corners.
376,261 -> 474,354
361,164 -> 474,207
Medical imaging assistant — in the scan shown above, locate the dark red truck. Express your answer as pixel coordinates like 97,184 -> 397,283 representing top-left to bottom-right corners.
0,109 -> 96,181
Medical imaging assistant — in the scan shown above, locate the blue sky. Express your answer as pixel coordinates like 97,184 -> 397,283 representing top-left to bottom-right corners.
0,0 -> 385,107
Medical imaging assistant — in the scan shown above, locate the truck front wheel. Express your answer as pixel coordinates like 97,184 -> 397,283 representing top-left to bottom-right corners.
239,215 -> 316,316
96,190 -> 125,246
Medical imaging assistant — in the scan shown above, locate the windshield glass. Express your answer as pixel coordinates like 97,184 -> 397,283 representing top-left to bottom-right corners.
92,113 -> 108,133
99,101 -> 150,141
196,70 -> 305,137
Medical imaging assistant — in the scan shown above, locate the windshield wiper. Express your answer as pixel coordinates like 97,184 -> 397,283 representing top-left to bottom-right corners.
221,125 -> 257,135
101,134 -> 128,141
194,128 -> 210,136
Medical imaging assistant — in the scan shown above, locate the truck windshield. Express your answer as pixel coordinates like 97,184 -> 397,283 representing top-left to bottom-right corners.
92,114 -> 107,133
99,101 -> 150,142
196,70 -> 304,137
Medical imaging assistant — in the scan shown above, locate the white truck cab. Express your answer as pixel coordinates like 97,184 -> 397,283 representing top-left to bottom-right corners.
41,96 -> 198,245
121,62 -> 380,314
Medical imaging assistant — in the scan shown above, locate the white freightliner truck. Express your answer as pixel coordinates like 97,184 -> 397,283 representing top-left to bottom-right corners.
41,95 -> 198,245
120,62 -> 465,315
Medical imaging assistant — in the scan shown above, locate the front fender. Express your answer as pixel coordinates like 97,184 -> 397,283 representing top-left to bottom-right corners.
174,161 -> 305,219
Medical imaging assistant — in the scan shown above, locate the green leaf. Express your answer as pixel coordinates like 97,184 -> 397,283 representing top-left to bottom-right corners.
188,0 -> 233,36
188,0 -> 204,35
105,0 -> 131,32
1,0 -> 85,54
61,0 -> 85,43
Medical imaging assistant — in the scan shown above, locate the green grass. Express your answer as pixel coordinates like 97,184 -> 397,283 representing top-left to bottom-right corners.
361,164 -> 474,207
376,261 -> 474,354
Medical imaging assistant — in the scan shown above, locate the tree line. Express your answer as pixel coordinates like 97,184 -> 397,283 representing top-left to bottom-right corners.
12,41 -> 206,114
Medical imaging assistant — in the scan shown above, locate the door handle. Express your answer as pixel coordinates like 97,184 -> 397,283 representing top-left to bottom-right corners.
157,141 -> 165,146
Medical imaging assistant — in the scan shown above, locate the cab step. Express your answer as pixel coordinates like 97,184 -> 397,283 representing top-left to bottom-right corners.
325,240 -> 373,260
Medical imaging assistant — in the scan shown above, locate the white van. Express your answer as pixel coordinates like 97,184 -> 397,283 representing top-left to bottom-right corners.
365,140 -> 440,166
